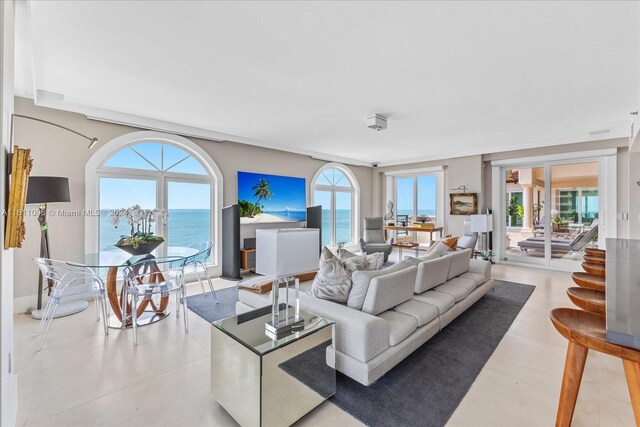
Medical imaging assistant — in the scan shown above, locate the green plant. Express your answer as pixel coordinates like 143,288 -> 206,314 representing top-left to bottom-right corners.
111,205 -> 167,248
238,199 -> 262,217
249,178 -> 274,217
507,197 -> 524,219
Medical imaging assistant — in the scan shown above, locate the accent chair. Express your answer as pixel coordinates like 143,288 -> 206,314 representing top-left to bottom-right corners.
359,217 -> 393,262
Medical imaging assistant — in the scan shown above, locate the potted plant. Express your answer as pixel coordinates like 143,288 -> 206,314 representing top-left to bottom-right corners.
506,197 -> 523,248
112,205 -> 168,255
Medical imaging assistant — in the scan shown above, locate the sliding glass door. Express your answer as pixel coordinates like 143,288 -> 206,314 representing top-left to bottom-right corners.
498,158 -> 605,270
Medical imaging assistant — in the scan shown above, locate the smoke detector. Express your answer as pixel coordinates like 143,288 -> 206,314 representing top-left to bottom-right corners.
367,114 -> 387,131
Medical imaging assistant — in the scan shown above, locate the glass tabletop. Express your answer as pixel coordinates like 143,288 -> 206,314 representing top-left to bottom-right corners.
213,307 -> 334,356
67,246 -> 199,268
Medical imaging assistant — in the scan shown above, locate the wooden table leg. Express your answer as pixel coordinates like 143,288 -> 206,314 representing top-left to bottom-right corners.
106,267 -> 122,321
623,359 -> 640,426
556,341 -> 589,427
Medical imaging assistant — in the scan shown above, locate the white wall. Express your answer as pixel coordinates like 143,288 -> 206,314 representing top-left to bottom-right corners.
1,1 -> 17,424
12,97 -> 373,309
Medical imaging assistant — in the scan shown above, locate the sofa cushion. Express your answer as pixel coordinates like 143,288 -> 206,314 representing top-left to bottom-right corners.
415,255 -> 452,293
348,260 -> 411,310
311,246 -> 352,303
447,248 -> 473,279
433,283 -> 470,302
378,311 -> 418,346
403,251 -> 440,266
394,299 -> 439,327
459,272 -> 486,286
446,277 -> 477,293
238,288 -> 271,308
413,290 -> 455,315
361,266 -> 418,315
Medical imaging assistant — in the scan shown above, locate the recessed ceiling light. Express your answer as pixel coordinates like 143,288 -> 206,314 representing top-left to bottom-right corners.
589,129 -> 610,135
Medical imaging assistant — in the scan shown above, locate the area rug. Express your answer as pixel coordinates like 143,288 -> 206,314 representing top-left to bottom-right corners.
187,280 -> 534,427
186,286 -> 238,322
330,280 -> 535,427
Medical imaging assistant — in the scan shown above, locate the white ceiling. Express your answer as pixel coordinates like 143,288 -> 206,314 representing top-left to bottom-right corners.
14,1 -> 640,166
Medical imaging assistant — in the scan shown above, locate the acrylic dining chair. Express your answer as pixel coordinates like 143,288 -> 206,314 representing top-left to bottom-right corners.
122,256 -> 188,345
33,258 -> 109,352
184,241 -> 217,302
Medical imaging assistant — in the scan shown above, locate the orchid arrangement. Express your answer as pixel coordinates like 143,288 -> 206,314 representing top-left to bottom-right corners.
112,205 -> 168,249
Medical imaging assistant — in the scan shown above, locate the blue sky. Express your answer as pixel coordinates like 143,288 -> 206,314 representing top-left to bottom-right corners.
397,175 -> 437,213
238,171 -> 306,212
100,178 -> 210,209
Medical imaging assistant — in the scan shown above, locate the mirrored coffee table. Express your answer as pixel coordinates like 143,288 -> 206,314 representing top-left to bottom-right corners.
211,306 -> 335,427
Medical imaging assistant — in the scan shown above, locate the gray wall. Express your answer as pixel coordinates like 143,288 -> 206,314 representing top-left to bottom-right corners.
12,97 -> 373,308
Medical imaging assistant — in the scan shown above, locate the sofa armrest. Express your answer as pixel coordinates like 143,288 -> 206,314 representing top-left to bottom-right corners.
468,258 -> 491,282
287,291 -> 389,363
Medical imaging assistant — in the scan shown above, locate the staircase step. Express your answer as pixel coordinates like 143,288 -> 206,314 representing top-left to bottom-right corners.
571,272 -> 606,292
582,262 -> 605,277
583,255 -> 606,266
566,287 -> 606,316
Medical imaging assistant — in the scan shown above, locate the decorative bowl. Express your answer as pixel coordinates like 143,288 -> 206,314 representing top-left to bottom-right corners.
115,240 -> 164,256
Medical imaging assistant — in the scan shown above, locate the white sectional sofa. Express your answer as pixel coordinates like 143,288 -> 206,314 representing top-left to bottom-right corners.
236,248 -> 494,386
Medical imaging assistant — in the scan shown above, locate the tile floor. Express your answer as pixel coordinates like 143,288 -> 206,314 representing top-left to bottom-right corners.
13,263 -> 636,426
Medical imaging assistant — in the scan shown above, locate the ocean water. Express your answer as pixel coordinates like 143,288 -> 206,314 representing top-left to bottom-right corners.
99,209 -> 211,251
100,208 -> 430,251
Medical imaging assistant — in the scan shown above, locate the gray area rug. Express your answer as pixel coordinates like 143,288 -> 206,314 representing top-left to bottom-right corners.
187,280 -> 534,427
186,286 -> 238,322
331,280 -> 535,427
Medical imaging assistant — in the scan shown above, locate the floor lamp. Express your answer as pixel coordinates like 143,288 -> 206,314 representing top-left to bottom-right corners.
27,176 -> 88,319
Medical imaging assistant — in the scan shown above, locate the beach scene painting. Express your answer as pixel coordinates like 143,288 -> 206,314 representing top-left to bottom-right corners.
449,192 -> 478,215
238,171 -> 307,224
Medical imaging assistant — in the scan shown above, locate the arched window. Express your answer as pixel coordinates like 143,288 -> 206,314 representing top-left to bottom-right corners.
85,131 -> 222,270
311,164 -> 360,247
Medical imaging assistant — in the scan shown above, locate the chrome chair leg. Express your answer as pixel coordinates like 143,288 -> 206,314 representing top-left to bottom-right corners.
36,298 -> 54,336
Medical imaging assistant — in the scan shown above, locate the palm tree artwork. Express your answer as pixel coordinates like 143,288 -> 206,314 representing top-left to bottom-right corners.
249,178 -> 274,217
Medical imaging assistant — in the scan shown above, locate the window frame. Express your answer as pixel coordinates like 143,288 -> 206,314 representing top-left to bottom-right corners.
85,131 -> 223,275
311,163 -> 360,247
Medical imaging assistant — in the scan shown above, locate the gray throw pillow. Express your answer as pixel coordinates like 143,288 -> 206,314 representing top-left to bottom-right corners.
348,259 -> 411,310
402,251 -> 440,266
344,252 -> 384,272
311,246 -> 352,303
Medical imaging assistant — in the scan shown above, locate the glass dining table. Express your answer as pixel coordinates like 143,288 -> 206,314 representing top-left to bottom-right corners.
67,247 -> 198,329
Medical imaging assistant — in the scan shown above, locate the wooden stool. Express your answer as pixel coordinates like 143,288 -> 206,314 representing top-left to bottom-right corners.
581,262 -> 605,277
583,255 -> 605,266
571,272 -> 605,292
584,248 -> 606,258
566,287 -> 606,316
550,308 -> 640,426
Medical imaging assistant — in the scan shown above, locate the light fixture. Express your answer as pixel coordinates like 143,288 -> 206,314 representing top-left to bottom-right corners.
450,185 -> 468,193
366,114 -> 387,131
11,114 -> 99,151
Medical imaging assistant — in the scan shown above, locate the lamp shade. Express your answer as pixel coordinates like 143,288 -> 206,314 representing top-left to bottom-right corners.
470,214 -> 493,233
255,228 -> 320,277
26,176 -> 70,204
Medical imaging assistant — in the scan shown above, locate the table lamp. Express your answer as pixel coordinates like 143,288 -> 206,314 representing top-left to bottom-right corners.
470,214 -> 493,255
255,228 -> 319,338
27,176 -> 88,319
